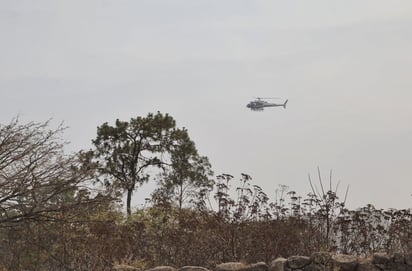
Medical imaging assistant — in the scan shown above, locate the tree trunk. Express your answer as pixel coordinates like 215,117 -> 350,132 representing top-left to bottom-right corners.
178,183 -> 183,210
127,188 -> 133,216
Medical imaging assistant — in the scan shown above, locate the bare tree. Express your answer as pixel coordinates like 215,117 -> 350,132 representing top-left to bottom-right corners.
0,118 -> 105,226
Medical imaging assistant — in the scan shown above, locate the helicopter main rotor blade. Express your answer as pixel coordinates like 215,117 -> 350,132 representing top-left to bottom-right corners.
253,97 -> 280,100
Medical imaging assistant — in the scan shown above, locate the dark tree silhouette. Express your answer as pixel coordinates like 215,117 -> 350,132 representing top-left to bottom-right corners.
92,112 -> 176,215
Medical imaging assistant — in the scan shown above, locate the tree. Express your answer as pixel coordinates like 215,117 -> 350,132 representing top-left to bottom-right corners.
153,128 -> 213,210
92,112 -> 176,215
0,118 -> 102,226
0,118 -> 115,269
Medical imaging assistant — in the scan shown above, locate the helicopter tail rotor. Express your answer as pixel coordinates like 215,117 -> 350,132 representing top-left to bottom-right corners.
283,99 -> 288,108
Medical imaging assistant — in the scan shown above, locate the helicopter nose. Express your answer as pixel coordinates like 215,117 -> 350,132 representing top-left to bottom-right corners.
246,103 -> 251,108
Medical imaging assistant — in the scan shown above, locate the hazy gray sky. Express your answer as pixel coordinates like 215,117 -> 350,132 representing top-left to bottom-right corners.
1,1 -> 412,209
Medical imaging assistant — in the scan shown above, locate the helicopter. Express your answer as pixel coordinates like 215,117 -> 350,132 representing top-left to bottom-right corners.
246,97 -> 288,111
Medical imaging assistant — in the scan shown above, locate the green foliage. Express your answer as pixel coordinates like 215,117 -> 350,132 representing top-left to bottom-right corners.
152,128 -> 214,210
92,112 -> 214,216
92,112 -> 176,215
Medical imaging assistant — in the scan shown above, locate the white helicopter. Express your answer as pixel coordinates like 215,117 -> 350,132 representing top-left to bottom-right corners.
246,97 -> 288,111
